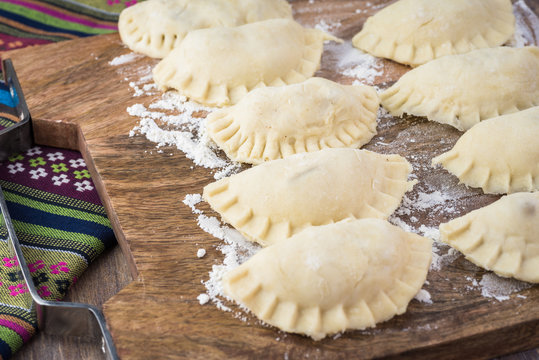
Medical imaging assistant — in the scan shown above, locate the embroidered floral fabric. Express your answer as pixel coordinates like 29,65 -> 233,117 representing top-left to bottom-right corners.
0,0 -> 132,357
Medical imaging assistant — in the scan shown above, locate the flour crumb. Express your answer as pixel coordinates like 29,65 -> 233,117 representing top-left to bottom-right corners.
414,289 -> 432,304
197,293 -> 210,305
197,248 -> 206,258
183,193 -> 203,214
108,52 -> 142,66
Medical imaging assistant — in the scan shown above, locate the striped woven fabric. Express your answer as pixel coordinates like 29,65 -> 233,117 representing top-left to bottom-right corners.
0,0 -> 131,51
0,0 -> 132,357
0,149 -> 115,358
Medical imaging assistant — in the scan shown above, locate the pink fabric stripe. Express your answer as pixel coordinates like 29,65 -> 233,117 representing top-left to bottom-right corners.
4,0 -> 117,30
0,318 -> 32,342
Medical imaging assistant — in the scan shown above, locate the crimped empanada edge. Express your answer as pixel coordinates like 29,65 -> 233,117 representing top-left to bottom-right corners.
222,224 -> 432,340
206,85 -> 379,165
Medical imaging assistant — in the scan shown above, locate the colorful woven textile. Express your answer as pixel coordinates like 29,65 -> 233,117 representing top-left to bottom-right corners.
0,0 -> 131,357
0,147 -> 115,358
0,0 -> 129,51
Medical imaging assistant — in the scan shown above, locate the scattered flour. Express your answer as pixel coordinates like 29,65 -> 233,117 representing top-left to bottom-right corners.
315,19 -> 342,33
333,42 -> 384,85
476,273 -> 532,302
115,59 -> 240,179
128,91 -> 240,179
464,273 -> 532,302
414,289 -> 432,304
430,243 -> 460,271
389,188 -> 460,273
108,52 -> 143,66
129,82 -> 158,97
182,193 -> 203,214
354,1 -> 386,13
393,191 -> 456,222
184,197 -> 260,312
415,191 -> 454,211
418,225 -> 439,241
507,0 -> 539,47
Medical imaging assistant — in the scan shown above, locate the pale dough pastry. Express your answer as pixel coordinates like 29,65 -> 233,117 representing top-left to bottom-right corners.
206,77 -> 379,164
352,0 -> 514,66
380,46 -> 539,131
440,192 -> 539,283
223,218 -> 432,340
118,0 -> 292,58
203,148 -> 416,247
153,19 -> 340,107
432,107 -> 539,194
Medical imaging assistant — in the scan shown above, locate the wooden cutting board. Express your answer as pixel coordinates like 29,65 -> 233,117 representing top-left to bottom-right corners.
3,0 -> 539,358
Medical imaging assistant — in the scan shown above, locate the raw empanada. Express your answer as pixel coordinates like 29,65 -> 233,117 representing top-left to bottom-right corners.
206,77 -> 379,164
352,0 -> 514,66
380,46 -> 539,131
439,192 -> 539,283
153,19 -> 340,107
432,107 -> 539,194
118,0 -> 292,58
203,148 -> 416,247
223,218 -> 432,340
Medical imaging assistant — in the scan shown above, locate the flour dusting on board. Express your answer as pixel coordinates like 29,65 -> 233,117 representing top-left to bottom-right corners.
127,88 -> 240,179
183,194 -> 260,312
465,274 -> 533,302
315,19 -> 342,33
325,41 -> 384,85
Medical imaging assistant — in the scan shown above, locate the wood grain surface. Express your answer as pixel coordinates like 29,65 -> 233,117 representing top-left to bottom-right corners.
3,0 -> 539,358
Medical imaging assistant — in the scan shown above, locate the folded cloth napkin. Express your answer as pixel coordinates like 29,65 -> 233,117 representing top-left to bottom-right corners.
0,0 -> 131,356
